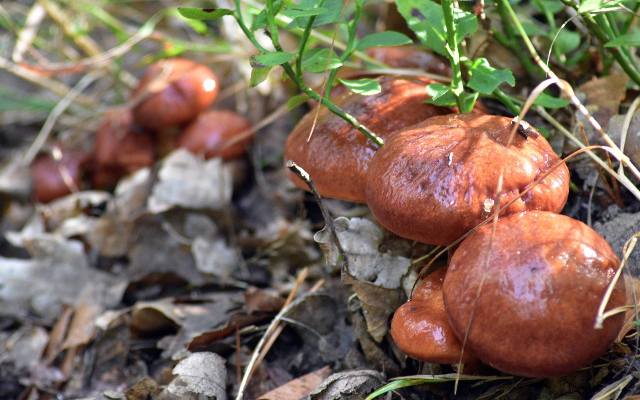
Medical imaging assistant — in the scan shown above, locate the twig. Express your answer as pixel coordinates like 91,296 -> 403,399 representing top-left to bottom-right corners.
13,11 -> 162,77
498,0 -> 640,185
0,57 -> 95,107
38,0 -> 101,57
595,234 -> 639,329
618,95 -> 640,177
22,73 -> 98,165
11,2 -> 45,63
235,269 -> 324,400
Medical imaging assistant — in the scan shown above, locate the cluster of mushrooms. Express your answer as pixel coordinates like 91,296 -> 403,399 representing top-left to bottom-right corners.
31,58 -> 253,203
284,46 -> 627,378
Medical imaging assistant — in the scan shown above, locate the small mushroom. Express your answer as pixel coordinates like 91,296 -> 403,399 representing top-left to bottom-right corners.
285,76 -> 451,203
365,113 -> 569,245
177,110 -> 252,160
391,268 -> 476,364
443,211 -> 626,377
132,58 -> 219,131
93,109 -> 155,188
31,148 -> 87,203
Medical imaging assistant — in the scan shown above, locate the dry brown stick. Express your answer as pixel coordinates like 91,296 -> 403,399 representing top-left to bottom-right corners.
235,267 -> 315,400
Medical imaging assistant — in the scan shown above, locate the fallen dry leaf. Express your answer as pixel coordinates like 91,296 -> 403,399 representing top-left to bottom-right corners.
258,366 -> 332,400
307,369 -> 385,400
148,149 -> 232,214
166,352 -> 227,400
315,217 -> 411,288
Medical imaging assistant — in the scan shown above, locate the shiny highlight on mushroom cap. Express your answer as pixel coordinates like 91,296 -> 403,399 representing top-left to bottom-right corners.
391,268 -> 476,364
366,113 -> 569,245
285,76 -> 450,203
443,211 -> 625,377
132,58 -> 219,131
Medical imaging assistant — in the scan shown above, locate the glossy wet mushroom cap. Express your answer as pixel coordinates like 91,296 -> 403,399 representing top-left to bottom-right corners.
443,211 -> 625,377
391,268 -> 476,364
132,58 -> 219,131
93,109 -> 155,188
177,110 -> 252,160
31,149 -> 87,203
285,75 -> 451,203
365,113 -> 569,245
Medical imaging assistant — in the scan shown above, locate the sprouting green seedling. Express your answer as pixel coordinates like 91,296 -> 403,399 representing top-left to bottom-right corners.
395,0 -> 515,113
365,373 -> 512,400
178,1 -> 422,148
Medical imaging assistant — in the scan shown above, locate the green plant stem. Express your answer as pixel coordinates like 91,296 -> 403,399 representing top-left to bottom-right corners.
235,0 -> 384,147
557,0 -> 640,86
622,1 -> 640,34
241,0 -> 387,68
324,0 -> 362,96
295,1 -> 322,77
494,0 -> 544,79
441,0 -> 466,111
492,88 -> 522,115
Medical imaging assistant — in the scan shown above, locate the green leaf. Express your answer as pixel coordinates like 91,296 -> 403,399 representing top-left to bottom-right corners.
555,30 -> 580,53
395,0 -> 477,56
366,374 -> 511,400
286,94 -> 309,110
521,19 -> 547,36
460,91 -> 479,113
177,7 -> 233,21
289,0 -> 343,28
250,66 -> 272,87
533,92 -> 570,108
605,31 -> 640,47
578,0 -> 602,12
338,78 -> 382,95
251,51 -> 295,67
426,83 -> 458,107
356,31 -> 412,50
453,7 -> 478,40
251,10 -> 267,30
577,0 -> 623,12
282,6 -> 329,19
534,0 -> 565,14
301,48 -> 342,73
467,57 -> 515,94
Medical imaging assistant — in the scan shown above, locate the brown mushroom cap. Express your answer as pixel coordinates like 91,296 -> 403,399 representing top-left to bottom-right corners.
132,58 -> 219,131
31,149 -> 87,203
95,109 -> 155,171
285,76 -> 451,203
365,113 -> 569,245
391,268 -> 476,364
177,110 -> 252,160
443,211 -> 625,377
366,45 -> 451,76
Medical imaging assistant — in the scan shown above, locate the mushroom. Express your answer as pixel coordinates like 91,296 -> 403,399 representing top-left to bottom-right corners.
285,75 -> 452,203
391,267 -> 476,365
93,109 -> 155,189
443,211 -> 626,377
177,110 -> 252,160
31,148 -> 87,203
365,113 -> 569,245
132,58 -> 219,131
